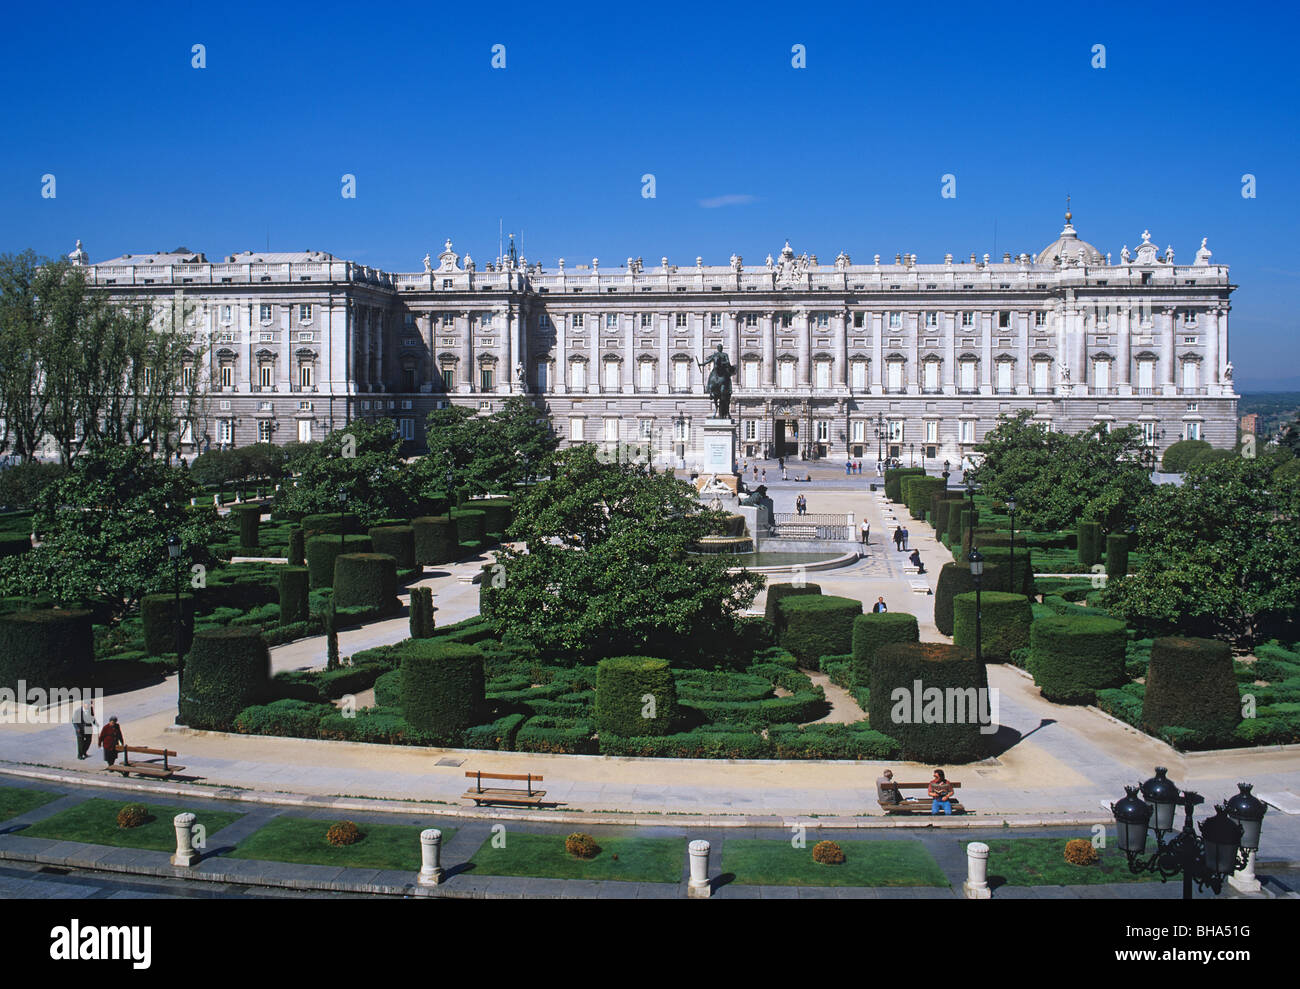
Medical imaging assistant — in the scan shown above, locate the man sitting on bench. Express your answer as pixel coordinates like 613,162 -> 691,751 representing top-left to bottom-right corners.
929,768 -> 955,815
876,769 -> 906,806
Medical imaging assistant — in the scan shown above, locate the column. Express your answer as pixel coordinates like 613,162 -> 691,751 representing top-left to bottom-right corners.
761,312 -> 775,387
944,312 -> 956,392
909,313 -> 921,391
1160,307 -> 1176,388
419,313 -> 434,392
623,313 -> 634,391
1017,312 -> 1029,389
554,313 -> 567,393
374,309 -> 384,392
459,311 -> 473,393
797,311 -> 811,387
692,311 -> 704,393
1117,306 -> 1132,389
497,308 -> 510,393
871,313 -> 883,390
1219,308 -> 1230,386
1203,309 -> 1220,387
1077,308 -> 1090,394
833,310 -> 848,388
657,312 -> 669,393
980,311 -> 993,390
1055,304 -> 1067,387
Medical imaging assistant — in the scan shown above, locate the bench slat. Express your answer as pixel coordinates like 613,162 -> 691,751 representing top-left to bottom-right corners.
463,771 -> 543,783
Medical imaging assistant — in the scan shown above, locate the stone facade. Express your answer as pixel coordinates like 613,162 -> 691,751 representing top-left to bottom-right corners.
75,215 -> 1237,466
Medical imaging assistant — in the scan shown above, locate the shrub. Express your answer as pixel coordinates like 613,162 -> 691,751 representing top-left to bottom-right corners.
884,466 -> 926,502
462,712 -> 527,750
932,497 -> 967,538
411,516 -> 457,565
767,723 -> 901,760
953,592 -> 1032,661
409,586 -> 435,638
1077,521 -> 1102,568
278,567 -> 310,626
474,498 -> 513,536
0,609 -> 94,691
231,699 -> 328,738
117,803 -> 149,829
566,832 -> 600,859
595,656 -> 678,737
400,639 -> 486,738
326,821 -> 361,847
178,627 -> 271,729
372,669 -> 403,708
140,592 -> 196,657
1105,533 -> 1129,582
451,509 -> 486,546
305,534 -> 372,589
287,527 -> 305,566
333,553 -> 400,615
867,641 -> 988,763
368,525 -> 416,571
763,582 -> 822,635
301,513 -> 360,538
232,504 -> 262,549
777,594 -> 863,666
812,840 -> 845,865
1161,439 -> 1211,473
851,612 -> 919,688
515,716 -> 597,754
0,532 -> 31,560
1143,637 -> 1240,740
1028,615 -> 1128,704
1064,838 -> 1099,866
903,476 -> 947,521
599,728 -> 772,759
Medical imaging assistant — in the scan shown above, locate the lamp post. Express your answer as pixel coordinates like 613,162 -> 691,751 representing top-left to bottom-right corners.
1006,497 -> 1017,593
445,466 -> 455,509
908,442 -> 915,467
968,546 -> 984,666
942,459 -> 951,489
874,411 -> 885,465
337,486 -> 347,550
167,534 -> 183,693
1111,768 -> 1267,899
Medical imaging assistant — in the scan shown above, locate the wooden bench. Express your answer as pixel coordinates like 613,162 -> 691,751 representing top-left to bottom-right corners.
463,771 -> 547,807
878,781 -> 965,815
107,745 -> 185,779
909,579 -> 931,594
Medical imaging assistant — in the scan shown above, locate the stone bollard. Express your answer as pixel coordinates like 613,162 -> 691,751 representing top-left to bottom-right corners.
171,812 -> 199,867
190,497 -> 197,506
963,841 -> 990,898
213,494 -> 220,506
418,828 -> 444,886
687,839 -> 711,898
1228,849 -> 1262,895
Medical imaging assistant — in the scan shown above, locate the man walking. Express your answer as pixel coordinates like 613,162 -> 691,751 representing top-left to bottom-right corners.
872,596 -> 888,613
72,698 -> 97,760
893,526 -> 904,551
99,716 -> 124,768
860,519 -> 870,545
901,526 -> 910,551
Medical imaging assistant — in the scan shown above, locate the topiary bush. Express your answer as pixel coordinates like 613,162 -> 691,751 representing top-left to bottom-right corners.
116,803 -> 149,829
1142,636 -> 1240,741
777,594 -> 863,666
595,656 -> 678,737
0,609 -> 94,691
178,627 -> 272,729
367,525 -> 416,571
1064,838 -> 1099,866
763,582 -> 822,635
278,567 -> 310,626
140,592 -> 196,657
1077,521 -> 1102,568
301,513 -> 361,538
1027,615 -> 1128,704
411,516 -> 458,565
333,553 -> 400,615
884,466 -> 926,502
903,476 -> 947,521
305,533 -> 372,589
868,641 -> 989,763
400,639 -> 486,738
851,612 -> 919,688
409,586 -> 435,638
1105,533 -> 1129,582
952,592 -> 1033,662
474,498 -> 514,537
932,497 -> 967,539
232,504 -> 261,549
812,840 -> 845,865
287,526 -> 305,566
326,821 -> 361,846
451,509 -> 486,546
565,832 -> 600,859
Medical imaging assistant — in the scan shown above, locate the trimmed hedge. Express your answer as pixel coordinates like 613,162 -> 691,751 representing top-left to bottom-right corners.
333,553 -> 400,615
1161,439 -> 1211,472
232,504 -> 261,549
231,699 -> 328,739
400,639 -> 486,737
763,582 -> 822,634
411,516 -> 458,565
936,556 -> 1034,637
287,527 -> 305,566
278,567 -> 310,626
140,592 -> 196,657
884,466 -> 926,502
0,609 -> 94,691
600,728 -> 770,759
903,476 -> 947,521
373,668 -> 402,708
463,712 -> 527,750
305,534 -> 372,589
368,525 -> 416,571
473,498 -> 513,536
409,586 -> 435,638
851,612 -> 919,689
777,594 -> 863,666
515,716 -> 597,754
1077,521 -> 1102,568
1105,533 -> 1129,582
1142,636 -> 1240,740
301,513 -> 361,538
932,497 -> 966,538
0,532 -> 31,560
867,641 -> 989,763
451,509 -> 486,546
952,592 -> 1032,661
1027,615 -> 1127,704
768,724 -> 902,760
595,656 -> 678,737
178,627 -> 271,729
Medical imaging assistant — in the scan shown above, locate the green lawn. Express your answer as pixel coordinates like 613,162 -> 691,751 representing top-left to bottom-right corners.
721,838 -> 949,887
968,837 -> 1160,886
0,785 -> 62,822
227,815 -> 444,871
22,798 -> 243,851
469,832 -> 683,883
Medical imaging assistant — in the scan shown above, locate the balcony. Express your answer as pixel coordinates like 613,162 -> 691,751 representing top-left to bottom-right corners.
1135,387 -> 1160,396
921,387 -> 943,394
882,386 -> 908,395
958,387 -> 980,395
1031,387 -> 1054,395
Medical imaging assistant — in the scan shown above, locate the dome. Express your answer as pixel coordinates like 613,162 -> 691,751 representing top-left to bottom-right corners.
1036,211 -> 1104,265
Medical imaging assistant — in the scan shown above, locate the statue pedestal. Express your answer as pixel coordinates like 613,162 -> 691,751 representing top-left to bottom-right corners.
702,418 -> 736,476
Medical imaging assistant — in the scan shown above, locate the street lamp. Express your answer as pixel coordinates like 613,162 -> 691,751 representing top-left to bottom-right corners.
1006,497 -> 1017,593
967,546 -> 984,666
942,459 -> 951,489
908,442 -> 915,467
337,486 -> 347,549
874,410 -> 885,465
1111,768 -> 1267,898
167,534 -> 183,694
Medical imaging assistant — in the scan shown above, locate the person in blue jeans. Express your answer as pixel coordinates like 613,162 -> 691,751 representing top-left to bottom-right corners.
929,768 -> 954,815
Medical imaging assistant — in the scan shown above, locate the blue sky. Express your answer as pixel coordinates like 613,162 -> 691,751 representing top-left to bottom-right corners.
2,3 -> 1296,387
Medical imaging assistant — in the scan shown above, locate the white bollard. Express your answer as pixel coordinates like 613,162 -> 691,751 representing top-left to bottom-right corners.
687,839 -> 711,898
171,812 -> 199,867
963,841 -> 991,899
1228,849 -> 1262,894
190,497 -> 197,507
418,828 -> 445,886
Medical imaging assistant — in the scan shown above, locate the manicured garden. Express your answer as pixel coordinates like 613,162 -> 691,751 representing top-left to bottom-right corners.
0,784 -> 62,821
20,798 -> 244,851
467,832 -> 684,883
966,837 -> 1159,886
720,838 -> 948,887
227,815 -> 447,871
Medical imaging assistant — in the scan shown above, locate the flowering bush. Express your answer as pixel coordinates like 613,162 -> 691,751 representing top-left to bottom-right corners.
326,821 -> 361,846
116,803 -> 148,829
565,832 -> 601,859
1064,838 -> 1099,866
812,840 -> 845,865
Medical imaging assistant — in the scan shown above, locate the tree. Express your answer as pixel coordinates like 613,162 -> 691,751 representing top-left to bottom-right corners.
273,417 -> 418,524
417,397 -> 559,498
0,251 -> 51,461
1102,455 -> 1300,646
488,445 -> 764,663
969,410 -> 1153,532
0,446 -> 224,619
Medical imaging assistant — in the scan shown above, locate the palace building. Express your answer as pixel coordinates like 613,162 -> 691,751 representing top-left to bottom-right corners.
71,210 -> 1237,467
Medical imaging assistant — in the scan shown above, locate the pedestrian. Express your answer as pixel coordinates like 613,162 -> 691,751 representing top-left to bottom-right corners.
778,456 -> 785,471
909,548 -> 925,574
876,459 -> 883,475
782,466 -> 788,481
753,464 -> 758,481
761,468 -> 767,484
872,596 -> 888,613
845,460 -> 851,476
901,526 -> 910,550
72,698 -> 96,760
860,519 -> 870,545
893,526 -> 903,551
99,716 -> 124,768
928,768 -> 955,816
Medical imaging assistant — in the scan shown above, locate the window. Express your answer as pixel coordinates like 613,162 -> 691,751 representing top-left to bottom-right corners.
780,314 -> 792,328
260,304 -> 272,322
441,365 -> 455,391
1093,359 -> 1109,390
815,313 -> 830,328
182,366 -> 196,388
258,365 -> 273,388
675,313 -> 688,328
674,418 -> 690,442
815,421 -> 829,442
535,362 -> 547,392
888,313 -> 902,329
361,401 -> 371,410
604,359 -> 620,391
887,360 -> 903,391
605,313 -> 618,329
639,419 -> 653,440
571,360 -> 587,391
1035,311 -> 1047,327
640,313 -> 653,328
220,364 -> 234,388
442,314 -> 455,326
1137,360 -> 1155,389
217,420 -> 233,444
745,313 -> 760,327
221,305 -> 232,322
639,360 -> 654,391
399,418 -> 415,440
744,420 -> 758,441
779,361 -> 794,389
299,304 -> 312,322
480,312 -> 493,326
814,361 -> 830,390
674,360 -> 689,390
925,420 -> 939,443
481,367 -> 493,392
604,418 -> 619,444
999,311 -> 1011,328
888,420 -> 903,443
1186,402 -> 1199,412
297,420 -> 312,443
854,312 -> 866,328
539,313 -> 551,329
402,366 -> 416,391
996,361 -> 1012,391
959,360 -> 977,391
1182,361 -> 1199,390
257,420 -> 273,443
851,360 -> 867,390
299,332 -> 313,342
1183,311 -> 1197,326
404,312 -> 415,326
923,361 -> 939,391
744,360 -> 759,389
1183,336 -> 1197,345
710,313 -> 722,328
569,417 -> 584,441
1140,421 -> 1158,445
925,312 -> 938,328
961,312 -> 975,328
960,420 -> 975,443
1186,421 -> 1201,441
299,363 -> 314,388
572,313 -> 585,328
1033,360 -> 1050,390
